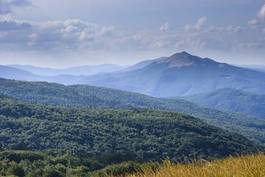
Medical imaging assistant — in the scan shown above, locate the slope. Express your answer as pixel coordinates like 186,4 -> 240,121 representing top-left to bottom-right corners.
83,51 -> 265,97
0,78 -> 265,146
0,65 -> 41,81
9,64 -> 123,76
184,88 -> 265,118
0,95 -> 259,164
0,65 -> 86,85
127,154 -> 265,177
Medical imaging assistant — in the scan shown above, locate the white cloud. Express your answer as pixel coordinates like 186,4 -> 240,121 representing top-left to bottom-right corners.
225,26 -> 241,33
0,13 -> 264,59
248,19 -> 259,28
0,16 -> 114,51
160,22 -> 170,32
115,15 -> 265,55
247,4 -> 265,34
185,16 -> 207,32
196,17 -> 207,30
258,3 -> 265,19
248,4 -> 265,25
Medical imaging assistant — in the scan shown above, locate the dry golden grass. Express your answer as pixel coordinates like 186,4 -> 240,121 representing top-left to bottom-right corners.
127,154 -> 265,177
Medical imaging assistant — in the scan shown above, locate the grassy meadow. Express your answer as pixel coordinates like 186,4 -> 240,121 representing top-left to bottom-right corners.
127,154 -> 265,177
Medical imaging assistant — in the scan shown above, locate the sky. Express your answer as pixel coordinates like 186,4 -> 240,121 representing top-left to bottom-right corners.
0,0 -> 265,68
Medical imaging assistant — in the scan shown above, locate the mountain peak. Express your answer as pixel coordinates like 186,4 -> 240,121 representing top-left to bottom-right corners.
170,51 -> 193,58
157,51 -> 197,67
179,51 -> 192,55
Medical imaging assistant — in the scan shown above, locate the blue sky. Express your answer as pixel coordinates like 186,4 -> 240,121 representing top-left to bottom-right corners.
0,0 -> 265,67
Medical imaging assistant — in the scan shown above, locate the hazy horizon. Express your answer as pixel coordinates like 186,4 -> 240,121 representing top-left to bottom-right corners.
1,50 -> 265,69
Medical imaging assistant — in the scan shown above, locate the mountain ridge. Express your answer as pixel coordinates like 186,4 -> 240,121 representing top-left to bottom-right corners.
0,95 -> 260,163
183,88 -> 265,118
1,52 -> 265,97
9,64 -> 123,76
1,78 -> 265,146
83,52 -> 265,97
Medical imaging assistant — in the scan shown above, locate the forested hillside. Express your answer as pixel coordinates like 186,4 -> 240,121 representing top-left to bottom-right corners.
184,88 -> 265,118
0,96 -> 260,165
1,78 -> 265,146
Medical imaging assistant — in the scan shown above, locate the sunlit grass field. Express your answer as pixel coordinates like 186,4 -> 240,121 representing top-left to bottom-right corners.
127,154 -> 265,177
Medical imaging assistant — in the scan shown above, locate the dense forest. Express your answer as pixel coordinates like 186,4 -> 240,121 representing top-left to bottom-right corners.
1,78 -> 265,146
0,95 -> 261,172
0,78 -> 264,176
0,95 -> 259,159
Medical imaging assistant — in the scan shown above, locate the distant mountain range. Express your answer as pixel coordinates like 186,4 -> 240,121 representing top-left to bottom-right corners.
0,65 -> 41,81
241,65 -> 265,73
84,52 -> 265,97
9,64 -> 123,76
0,65 -> 86,85
1,51 -> 265,97
184,88 -> 265,118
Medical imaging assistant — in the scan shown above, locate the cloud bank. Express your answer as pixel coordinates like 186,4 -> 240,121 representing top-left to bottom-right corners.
0,15 -> 114,52
0,0 -> 31,14
258,4 -> 265,18
0,14 -> 264,58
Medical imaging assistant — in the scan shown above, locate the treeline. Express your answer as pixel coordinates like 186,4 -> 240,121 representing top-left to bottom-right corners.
0,151 -> 159,177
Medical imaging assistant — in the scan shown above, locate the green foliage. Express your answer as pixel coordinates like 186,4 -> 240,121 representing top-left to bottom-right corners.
0,78 -> 265,146
0,151 -> 158,177
0,79 -> 263,176
90,161 -> 159,177
7,164 -> 25,177
43,169 -> 64,177
0,97 -> 260,165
